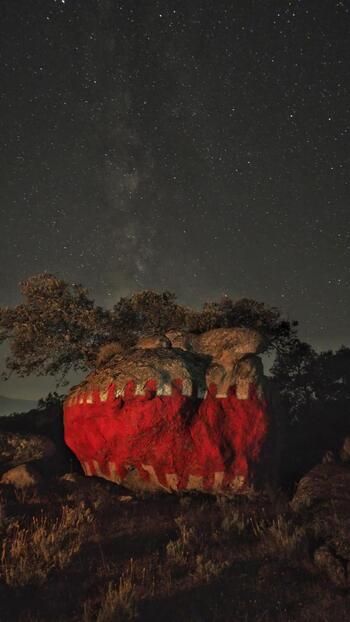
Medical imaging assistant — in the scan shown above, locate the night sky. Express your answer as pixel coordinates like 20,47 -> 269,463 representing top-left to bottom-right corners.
0,1 -> 349,399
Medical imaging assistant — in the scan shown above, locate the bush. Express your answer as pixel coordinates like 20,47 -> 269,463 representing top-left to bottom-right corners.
83,562 -> 138,622
1,502 -> 95,586
261,515 -> 308,558
192,554 -> 228,583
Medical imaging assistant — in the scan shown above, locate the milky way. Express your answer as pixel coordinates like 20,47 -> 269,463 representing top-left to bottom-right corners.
0,1 -> 349,397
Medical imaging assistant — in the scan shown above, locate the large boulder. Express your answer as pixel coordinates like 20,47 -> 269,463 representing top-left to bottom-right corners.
64,328 -> 279,494
0,431 -> 55,471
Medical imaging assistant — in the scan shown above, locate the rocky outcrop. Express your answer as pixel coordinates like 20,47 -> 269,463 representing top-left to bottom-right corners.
166,327 -> 265,359
313,545 -> 347,587
165,328 -> 265,397
64,327 -> 279,494
0,431 -> 55,471
74,328 -> 266,403
75,346 -> 210,399
291,463 -> 350,584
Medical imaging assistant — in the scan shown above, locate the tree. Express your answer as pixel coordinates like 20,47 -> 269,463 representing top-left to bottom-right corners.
0,274 -> 112,382
111,290 -> 191,342
270,340 -> 318,416
189,296 -> 298,353
271,340 -> 350,418
0,274 -> 298,383
312,346 -> 350,403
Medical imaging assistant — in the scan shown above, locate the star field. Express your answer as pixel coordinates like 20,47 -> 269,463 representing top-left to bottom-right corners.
0,1 -> 349,397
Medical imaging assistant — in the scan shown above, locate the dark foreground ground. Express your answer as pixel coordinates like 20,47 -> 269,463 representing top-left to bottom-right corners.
1,403 -> 350,622
1,472 -> 350,622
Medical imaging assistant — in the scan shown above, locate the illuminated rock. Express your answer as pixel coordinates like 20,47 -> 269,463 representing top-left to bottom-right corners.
64,328 -> 274,494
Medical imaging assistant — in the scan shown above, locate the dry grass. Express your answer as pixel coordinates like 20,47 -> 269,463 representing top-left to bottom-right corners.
83,562 -> 138,622
166,515 -> 197,565
1,502 -> 95,586
192,554 -> 229,583
221,507 -> 248,536
261,515 -> 308,558
0,480 -> 349,622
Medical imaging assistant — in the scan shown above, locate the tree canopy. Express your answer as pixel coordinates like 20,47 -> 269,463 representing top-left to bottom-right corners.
0,274 -> 111,380
271,340 -> 350,418
0,273 -> 298,382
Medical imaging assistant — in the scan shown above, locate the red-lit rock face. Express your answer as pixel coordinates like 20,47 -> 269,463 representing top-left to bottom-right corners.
64,384 -> 269,493
64,331 -> 271,493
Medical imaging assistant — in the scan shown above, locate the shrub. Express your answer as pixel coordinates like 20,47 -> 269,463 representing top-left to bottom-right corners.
1,502 -> 95,586
85,563 -> 138,622
221,509 -> 248,536
192,554 -> 228,583
166,515 -> 197,565
262,515 -> 308,558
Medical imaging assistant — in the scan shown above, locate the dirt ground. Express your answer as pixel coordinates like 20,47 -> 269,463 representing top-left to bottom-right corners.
1,473 -> 350,622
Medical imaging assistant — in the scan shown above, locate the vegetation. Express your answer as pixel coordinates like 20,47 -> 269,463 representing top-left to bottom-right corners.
1,274 -> 350,620
272,340 -> 350,418
0,273 -> 298,382
0,275 -> 111,381
1,272 -> 349,486
272,340 -> 350,483
0,477 -> 349,622
1,502 -> 95,587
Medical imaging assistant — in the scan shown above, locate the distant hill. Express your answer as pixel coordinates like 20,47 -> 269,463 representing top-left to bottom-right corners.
0,395 -> 38,417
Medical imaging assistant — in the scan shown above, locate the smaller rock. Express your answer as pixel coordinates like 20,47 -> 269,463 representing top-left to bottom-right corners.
1,464 -> 42,489
60,472 -> 85,484
314,545 -> 347,586
165,330 -> 192,350
291,463 -> 350,564
137,335 -> 171,349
